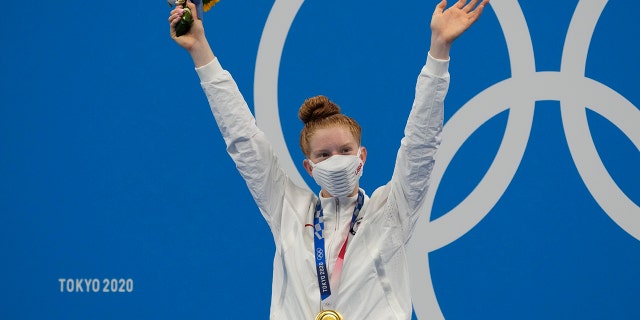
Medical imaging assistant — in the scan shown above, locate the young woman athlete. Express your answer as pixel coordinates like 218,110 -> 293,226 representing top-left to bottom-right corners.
169,1 -> 489,318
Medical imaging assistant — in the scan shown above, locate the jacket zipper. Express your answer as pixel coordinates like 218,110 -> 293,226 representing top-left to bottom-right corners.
326,198 -> 340,275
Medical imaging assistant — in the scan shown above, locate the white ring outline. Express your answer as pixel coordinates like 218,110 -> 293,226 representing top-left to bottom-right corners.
253,0 -> 640,319
254,0 -> 307,189
409,0 -> 639,318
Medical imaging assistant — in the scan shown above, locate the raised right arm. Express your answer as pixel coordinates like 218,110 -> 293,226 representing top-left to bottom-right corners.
168,2 -> 293,233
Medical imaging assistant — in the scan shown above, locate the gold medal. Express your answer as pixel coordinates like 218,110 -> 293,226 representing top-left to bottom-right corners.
315,310 -> 343,320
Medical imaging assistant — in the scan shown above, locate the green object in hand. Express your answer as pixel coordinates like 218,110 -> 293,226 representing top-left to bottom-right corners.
175,6 -> 194,37
169,0 -> 218,36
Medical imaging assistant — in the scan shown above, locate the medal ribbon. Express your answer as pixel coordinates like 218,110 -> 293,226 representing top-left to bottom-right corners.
313,190 -> 365,303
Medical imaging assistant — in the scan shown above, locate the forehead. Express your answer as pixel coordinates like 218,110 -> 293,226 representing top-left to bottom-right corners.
308,126 -> 358,151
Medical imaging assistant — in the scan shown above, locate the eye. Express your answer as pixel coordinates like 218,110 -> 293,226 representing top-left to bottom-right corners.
315,152 -> 330,159
342,147 -> 353,154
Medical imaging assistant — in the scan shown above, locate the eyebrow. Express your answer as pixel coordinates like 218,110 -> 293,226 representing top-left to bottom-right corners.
313,143 -> 356,154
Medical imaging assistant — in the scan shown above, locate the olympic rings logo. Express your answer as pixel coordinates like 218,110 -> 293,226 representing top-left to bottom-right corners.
253,0 -> 639,319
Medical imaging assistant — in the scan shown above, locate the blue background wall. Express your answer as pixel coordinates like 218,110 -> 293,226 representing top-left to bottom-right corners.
1,0 -> 638,319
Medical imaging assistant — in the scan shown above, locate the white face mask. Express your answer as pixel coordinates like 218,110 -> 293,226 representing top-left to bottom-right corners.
308,149 -> 364,197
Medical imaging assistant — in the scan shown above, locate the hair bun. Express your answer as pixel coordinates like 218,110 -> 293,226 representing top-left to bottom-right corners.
298,95 -> 341,124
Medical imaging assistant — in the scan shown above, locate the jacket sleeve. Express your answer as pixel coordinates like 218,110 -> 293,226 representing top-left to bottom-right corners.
196,58 -> 289,233
391,53 -> 450,242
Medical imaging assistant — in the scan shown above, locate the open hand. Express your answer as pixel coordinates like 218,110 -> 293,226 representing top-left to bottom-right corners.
429,0 -> 490,59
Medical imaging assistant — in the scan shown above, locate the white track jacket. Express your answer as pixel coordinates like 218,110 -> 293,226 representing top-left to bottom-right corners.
196,54 -> 449,319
